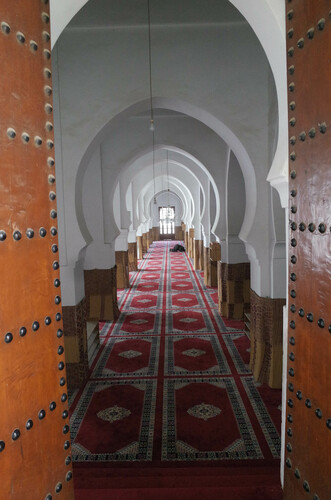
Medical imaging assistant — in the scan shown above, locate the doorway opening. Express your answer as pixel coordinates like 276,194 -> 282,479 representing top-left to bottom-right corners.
159,206 -> 175,240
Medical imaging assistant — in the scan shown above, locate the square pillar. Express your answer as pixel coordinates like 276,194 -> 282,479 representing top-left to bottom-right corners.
142,233 -> 147,255
194,239 -> 202,270
63,298 -> 88,389
175,226 -> 184,240
203,246 -> 210,286
128,242 -> 138,271
137,236 -> 143,260
153,226 -> 160,241
209,242 -> 221,287
249,289 -> 285,389
115,250 -> 130,289
199,240 -> 204,270
84,266 -> 120,321
218,262 -> 250,320
188,228 -> 194,258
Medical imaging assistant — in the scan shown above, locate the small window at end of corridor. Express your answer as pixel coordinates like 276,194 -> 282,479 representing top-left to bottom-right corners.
159,206 -> 175,235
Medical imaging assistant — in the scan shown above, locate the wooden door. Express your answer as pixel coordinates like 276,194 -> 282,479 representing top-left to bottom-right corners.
285,1 -> 331,498
0,1 -> 74,498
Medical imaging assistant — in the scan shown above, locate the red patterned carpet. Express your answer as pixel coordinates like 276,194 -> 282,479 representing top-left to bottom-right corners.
70,241 -> 283,499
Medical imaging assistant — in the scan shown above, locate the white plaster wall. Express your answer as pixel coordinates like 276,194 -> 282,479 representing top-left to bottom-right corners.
190,181 -> 202,240
50,0 -> 288,200
225,152 -> 248,264
55,21 -> 273,167
273,188 -> 286,242
100,115 -> 228,196
52,1 -> 286,303
271,187 -> 286,298
151,192 -> 183,227
50,0 -> 89,48
81,147 -> 115,270
227,153 -> 246,236
113,183 -> 121,230
82,147 -> 103,243
53,21 -> 272,250
98,118 -> 226,238
49,1 -> 288,483
229,0 -> 288,207
98,115 -> 226,246
209,187 -> 217,243
201,180 -> 211,247
139,165 -> 200,231
140,174 -> 193,228
110,152 -> 192,238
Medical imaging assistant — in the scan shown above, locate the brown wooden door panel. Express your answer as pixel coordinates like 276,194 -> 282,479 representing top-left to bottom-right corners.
285,1 -> 331,499
0,1 -> 74,498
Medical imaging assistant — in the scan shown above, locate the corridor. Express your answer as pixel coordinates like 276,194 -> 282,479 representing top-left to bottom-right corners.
70,241 -> 282,499
1,1 -> 330,497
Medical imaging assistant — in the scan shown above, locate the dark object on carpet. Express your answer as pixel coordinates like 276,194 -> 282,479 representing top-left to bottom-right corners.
170,244 -> 185,252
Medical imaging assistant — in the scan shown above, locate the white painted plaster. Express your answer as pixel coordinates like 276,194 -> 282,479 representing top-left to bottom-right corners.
51,0 -> 286,304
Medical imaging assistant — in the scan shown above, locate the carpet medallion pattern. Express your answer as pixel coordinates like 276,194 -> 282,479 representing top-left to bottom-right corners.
70,379 -> 157,461
187,402 -> 221,420
92,335 -> 160,378
165,335 -> 230,376
162,377 -> 263,461
70,241 -> 281,470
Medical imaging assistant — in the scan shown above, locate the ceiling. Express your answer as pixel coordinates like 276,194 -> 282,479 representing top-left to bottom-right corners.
69,0 -> 245,29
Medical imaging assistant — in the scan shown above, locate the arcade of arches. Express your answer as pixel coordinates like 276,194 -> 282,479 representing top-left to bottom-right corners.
51,0 -> 288,484
2,1 -> 331,497
50,0 -> 290,486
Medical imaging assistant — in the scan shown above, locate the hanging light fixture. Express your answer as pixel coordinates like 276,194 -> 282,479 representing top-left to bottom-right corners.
147,0 -> 157,204
152,129 -> 157,204
147,0 -> 154,133
166,150 -> 170,210
165,150 -> 171,228
161,152 -> 165,194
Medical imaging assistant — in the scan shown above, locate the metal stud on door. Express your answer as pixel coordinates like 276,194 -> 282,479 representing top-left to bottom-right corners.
0,1 -> 74,498
285,1 -> 331,498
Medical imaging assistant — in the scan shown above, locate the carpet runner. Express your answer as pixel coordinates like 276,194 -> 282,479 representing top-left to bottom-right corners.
70,241 -> 283,499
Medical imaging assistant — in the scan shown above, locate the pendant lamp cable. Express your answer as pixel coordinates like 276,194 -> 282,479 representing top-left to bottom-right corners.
147,0 -> 156,203
153,129 -> 156,204
147,0 -> 154,132
167,150 -> 170,210
148,0 -> 156,203
161,153 -> 164,194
